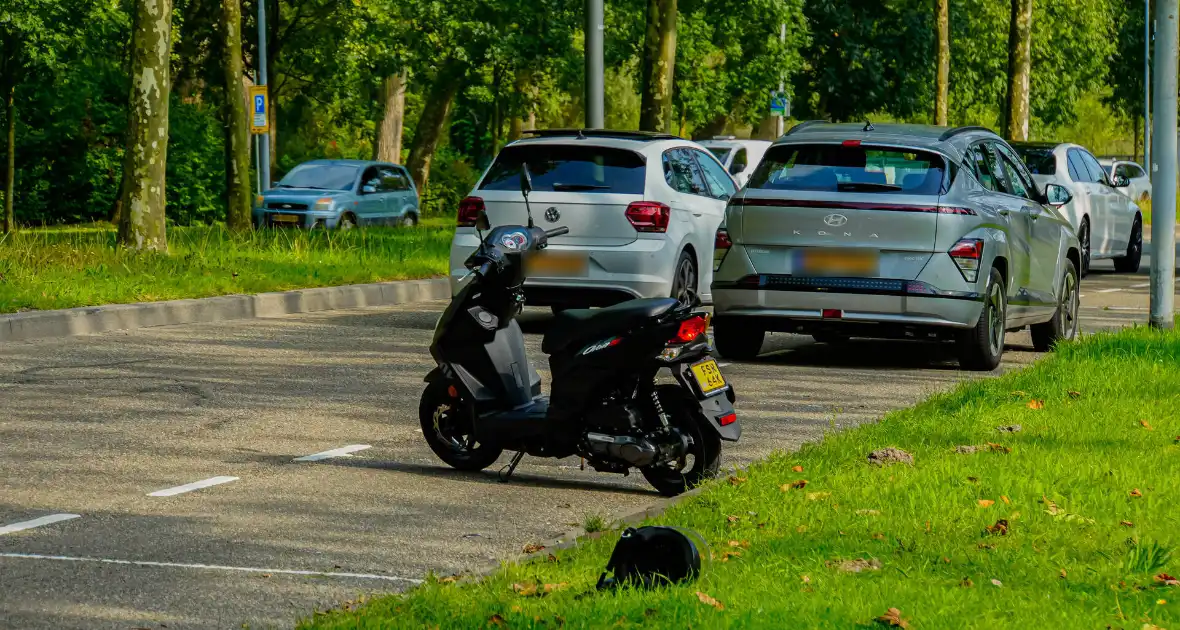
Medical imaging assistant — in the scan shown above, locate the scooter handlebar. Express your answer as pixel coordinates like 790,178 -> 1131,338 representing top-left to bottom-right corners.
545,226 -> 569,238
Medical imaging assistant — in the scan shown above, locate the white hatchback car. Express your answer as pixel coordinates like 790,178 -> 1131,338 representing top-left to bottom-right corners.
1013,142 -> 1143,274
1100,158 -> 1151,205
697,137 -> 772,188
449,130 -> 737,309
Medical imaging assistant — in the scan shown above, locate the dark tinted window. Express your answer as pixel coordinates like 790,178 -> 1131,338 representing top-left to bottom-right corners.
663,149 -> 709,196
479,144 -> 646,194
360,167 -> 382,192
968,144 -> 1001,192
691,149 -> 737,199
276,163 -> 359,191
1079,151 -> 1109,184
707,147 -> 732,163
996,144 -> 1038,197
731,148 -> 748,174
1067,150 -> 1092,183
997,152 -> 1030,199
1015,148 -> 1056,175
378,167 -> 410,192
748,144 -> 946,194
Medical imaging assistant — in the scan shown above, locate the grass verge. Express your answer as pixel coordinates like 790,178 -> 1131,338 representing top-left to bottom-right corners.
0,224 -> 453,313
301,327 -> 1180,629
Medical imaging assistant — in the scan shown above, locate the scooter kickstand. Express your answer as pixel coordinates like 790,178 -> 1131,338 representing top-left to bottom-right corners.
499,451 -> 526,482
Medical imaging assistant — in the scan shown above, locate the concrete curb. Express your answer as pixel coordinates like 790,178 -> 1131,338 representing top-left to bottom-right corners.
0,278 -> 450,343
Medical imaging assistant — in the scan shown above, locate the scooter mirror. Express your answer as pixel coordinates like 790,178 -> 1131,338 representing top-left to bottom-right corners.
475,210 -> 492,232
520,164 -> 534,196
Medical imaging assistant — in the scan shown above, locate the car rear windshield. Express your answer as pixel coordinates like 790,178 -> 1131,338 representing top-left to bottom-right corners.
747,144 -> 947,195
707,147 -> 732,162
479,144 -> 646,194
1015,148 -> 1056,175
276,164 -> 358,191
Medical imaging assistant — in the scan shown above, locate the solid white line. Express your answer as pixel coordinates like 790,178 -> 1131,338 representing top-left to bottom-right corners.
0,552 -> 422,583
293,444 -> 371,462
147,476 -> 238,497
1095,288 -> 1123,293
0,514 -> 81,536
1131,282 -> 1151,288
717,363 -> 731,368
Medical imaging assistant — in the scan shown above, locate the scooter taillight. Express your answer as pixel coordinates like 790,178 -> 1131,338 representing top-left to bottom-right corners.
673,316 -> 708,344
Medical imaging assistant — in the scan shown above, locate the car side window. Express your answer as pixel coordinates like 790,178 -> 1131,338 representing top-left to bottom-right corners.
968,143 -> 1000,192
1079,151 -> 1109,185
379,166 -> 410,192
663,149 -> 707,195
731,148 -> 748,174
690,148 -> 737,199
361,167 -> 382,193
996,152 -> 1031,199
1131,164 -> 1147,179
995,144 -> 1037,198
1066,150 -> 1092,183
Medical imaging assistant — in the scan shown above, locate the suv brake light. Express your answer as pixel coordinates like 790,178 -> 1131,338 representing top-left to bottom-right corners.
949,238 -> 984,282
457,196 -> 485,227
714,228 -> 732,271
625,201 -> 670,233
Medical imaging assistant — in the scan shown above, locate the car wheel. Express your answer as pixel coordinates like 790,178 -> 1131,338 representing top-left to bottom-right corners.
1030,259 -> 1079,352
713,317 -> 764,361
339,214 -> 357,230
401,213 -> 418,227
670,250 -> 697,305
1077,218 -> 1091,277
957,267 -> 1006,371
1113,216 -> 1143,273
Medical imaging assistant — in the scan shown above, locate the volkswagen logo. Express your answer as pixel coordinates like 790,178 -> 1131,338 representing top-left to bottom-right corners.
823,213 -> 849,227
544,207 -> 561,223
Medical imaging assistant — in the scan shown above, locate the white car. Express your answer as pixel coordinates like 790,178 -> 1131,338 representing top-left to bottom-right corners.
449,130 -> 737,309
1100,158 -> 1152,204
697,137 -> 772,188
1013,142 -> 1143,275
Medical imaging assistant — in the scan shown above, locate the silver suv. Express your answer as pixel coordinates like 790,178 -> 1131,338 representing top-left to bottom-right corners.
711,122 -> 1082,370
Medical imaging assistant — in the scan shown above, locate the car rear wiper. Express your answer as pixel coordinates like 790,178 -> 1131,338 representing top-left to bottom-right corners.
551,183 -> 610,191
837,182 -> 903,192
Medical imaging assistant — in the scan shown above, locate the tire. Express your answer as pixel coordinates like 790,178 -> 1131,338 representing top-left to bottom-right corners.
418,380 -> 503,471
339,214 -> 358,231
670,250 -> 697,305
401,213 -> 418,228
1113,216 -> 1143,274
713,318 -> 764,361
640,385 -> 721,497
1077,218 -> 1090,277
957,267 -> 1006,371
1030,259 -> 1080,352
811,332 -> 850,345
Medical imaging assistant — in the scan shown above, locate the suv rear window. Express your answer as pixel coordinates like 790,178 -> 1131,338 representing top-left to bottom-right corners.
1015,148 -> 1056,175
479,145 -> 646,194
748,144 -> 947,195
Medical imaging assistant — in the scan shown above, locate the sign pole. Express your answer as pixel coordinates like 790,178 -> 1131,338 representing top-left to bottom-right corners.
258,0 -> 271,190
1149,0 -> 1177,329
775,23 -> 786,138
584,0 -> 605,129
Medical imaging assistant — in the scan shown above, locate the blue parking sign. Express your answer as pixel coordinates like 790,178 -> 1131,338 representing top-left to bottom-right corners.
249,86 -> 269,133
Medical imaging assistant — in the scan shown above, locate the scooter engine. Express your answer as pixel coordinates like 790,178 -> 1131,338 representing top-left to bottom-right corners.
584,432 -> 659,467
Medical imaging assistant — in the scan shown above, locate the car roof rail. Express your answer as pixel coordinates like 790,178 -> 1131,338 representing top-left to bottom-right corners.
938,126 -> 996,141
522,128 -> 682,141
783,120 -> 830,136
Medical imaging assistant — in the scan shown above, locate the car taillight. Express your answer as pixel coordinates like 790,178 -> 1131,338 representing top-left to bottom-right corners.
625,201 -> 670,233
949,238 -> 984,282
714,228 -> 732,271
673,315 -> 708,344
457,196 -> 485,227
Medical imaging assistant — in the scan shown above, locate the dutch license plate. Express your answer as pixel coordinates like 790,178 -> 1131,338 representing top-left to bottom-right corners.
525,251 -> 588,277
794,248 -> 879,277
271,214 -> 300,224
690,359 -> 727,395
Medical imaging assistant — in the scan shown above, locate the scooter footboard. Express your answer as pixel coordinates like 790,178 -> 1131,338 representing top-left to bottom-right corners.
672,363 -> 740,442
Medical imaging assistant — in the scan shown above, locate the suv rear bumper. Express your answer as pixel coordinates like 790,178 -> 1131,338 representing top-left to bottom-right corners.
712,286 -> 984,331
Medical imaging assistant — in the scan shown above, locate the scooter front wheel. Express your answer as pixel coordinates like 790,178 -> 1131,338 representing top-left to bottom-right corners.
641,385 -> 722,497
419,380 -> 503,471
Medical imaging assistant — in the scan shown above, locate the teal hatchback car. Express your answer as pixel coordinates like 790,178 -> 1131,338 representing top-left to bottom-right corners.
253,159 -> 420,229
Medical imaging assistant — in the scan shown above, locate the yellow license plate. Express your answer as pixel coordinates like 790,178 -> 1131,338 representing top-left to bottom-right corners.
795,248 -> 879,277
690,359 -> 727,395
525,252 -> 588,277
271,214 -> 300,223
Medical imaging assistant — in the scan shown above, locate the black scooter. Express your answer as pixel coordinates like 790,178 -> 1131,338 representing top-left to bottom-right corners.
419,167 -> 740,496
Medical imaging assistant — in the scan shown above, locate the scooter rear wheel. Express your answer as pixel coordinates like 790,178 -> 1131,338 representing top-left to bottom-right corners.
641,385 -> 721,497
419,380 -> 503,471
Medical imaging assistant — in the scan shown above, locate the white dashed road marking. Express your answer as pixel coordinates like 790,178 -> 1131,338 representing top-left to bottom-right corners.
1131,282 -> 1151,288
1096,288 -> 1123,293
294,444 -> 372,462
147,476 -> 239,497
0,514 -> 81,536
0,552 -> 422,583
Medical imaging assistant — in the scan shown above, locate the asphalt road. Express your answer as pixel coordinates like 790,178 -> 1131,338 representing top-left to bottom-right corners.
0,258 -> 1175,630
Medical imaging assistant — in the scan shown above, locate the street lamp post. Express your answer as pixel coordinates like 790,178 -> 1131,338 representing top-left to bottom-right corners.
585,0 -> 605,129
1149,0 -> 1177,329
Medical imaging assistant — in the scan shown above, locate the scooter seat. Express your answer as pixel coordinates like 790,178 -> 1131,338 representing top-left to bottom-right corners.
542,298 -> 680,355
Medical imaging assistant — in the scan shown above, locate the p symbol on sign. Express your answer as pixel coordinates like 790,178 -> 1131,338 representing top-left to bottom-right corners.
255,95 -> 265,113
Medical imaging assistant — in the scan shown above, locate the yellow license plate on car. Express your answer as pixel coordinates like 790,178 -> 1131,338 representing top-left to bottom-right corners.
690,359 -> 727,395
525,252 -> 588,277
271,214 -> 300,223
795,248 -> 879,277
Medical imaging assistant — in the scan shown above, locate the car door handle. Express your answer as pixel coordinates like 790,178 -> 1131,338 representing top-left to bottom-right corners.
693,212 -> 703,217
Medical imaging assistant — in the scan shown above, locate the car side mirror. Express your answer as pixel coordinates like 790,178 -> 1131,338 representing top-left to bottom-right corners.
1113,175 -> 1130,188
731,162 -> 746,175
1045,183 -> 1072,207
362,185 -> 377,194
475,210 -> 491,232
520,164 -> 533,196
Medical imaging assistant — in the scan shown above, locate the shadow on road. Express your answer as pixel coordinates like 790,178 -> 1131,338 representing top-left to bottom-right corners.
333,458 -> 657,497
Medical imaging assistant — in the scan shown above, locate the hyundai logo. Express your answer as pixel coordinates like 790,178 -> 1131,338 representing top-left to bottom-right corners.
544,207 -> 561,223
823,213 -> 849,227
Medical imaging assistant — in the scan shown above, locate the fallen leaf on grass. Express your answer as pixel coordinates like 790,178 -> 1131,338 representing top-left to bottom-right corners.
1121,521 -> 1135,527
1011,390 -> 1028,398
960,577 -> 974,588
1041,496 -> 1062,515
967,476 -> 979,483
726,515 -> 741,523
1131,488 -> 1144,498
695,591 -> 725,610
718,550 -> 742,562
1027,400 -> 1045,410
513,583 -> 537,596
546,553 -> 558,563
438,575 -> 460,584
522,543 -> 546,554
830,558 -> 883,573
1155,573 -> 1180,587
801,575 -> 811,584
797,525 -> 808,533
1059,569 -> 1068,579
727,475 -> 747,486
985,519 -> 1009,536
729,540 -> 750,548
488,614 -> 507,627
1068,390 -> 1082,399
790,479 -> 809,489
1141,420 -> 1155,430
991,578 -> 1003,587
807,491 -> 831,501
997,424 -> 1023,433
1000,495 -> 1011,504
867,447 -> 914,466
874,607 -> 910,628
792,465 -> 804,472
857,509 -> 881,516
872,532 -> 886,541
978,499 -> 995,507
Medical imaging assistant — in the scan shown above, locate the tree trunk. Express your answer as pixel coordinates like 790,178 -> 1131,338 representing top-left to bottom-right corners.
405,61 -> 464,194
753,116 -> 778,140
638,0 -> 677,133
117,0 -> 173,251
376,71 -> 407,163
1004,0 -> 1032,141
693,113 -> 728,140
3,80 -> 14,234
508,69 -> 532,143
221,0 -> 251,231
935,0 -> 950,126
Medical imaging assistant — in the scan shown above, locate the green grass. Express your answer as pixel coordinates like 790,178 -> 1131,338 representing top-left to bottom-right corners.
300,327 -> 1180,629
0,224 -> 454,313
